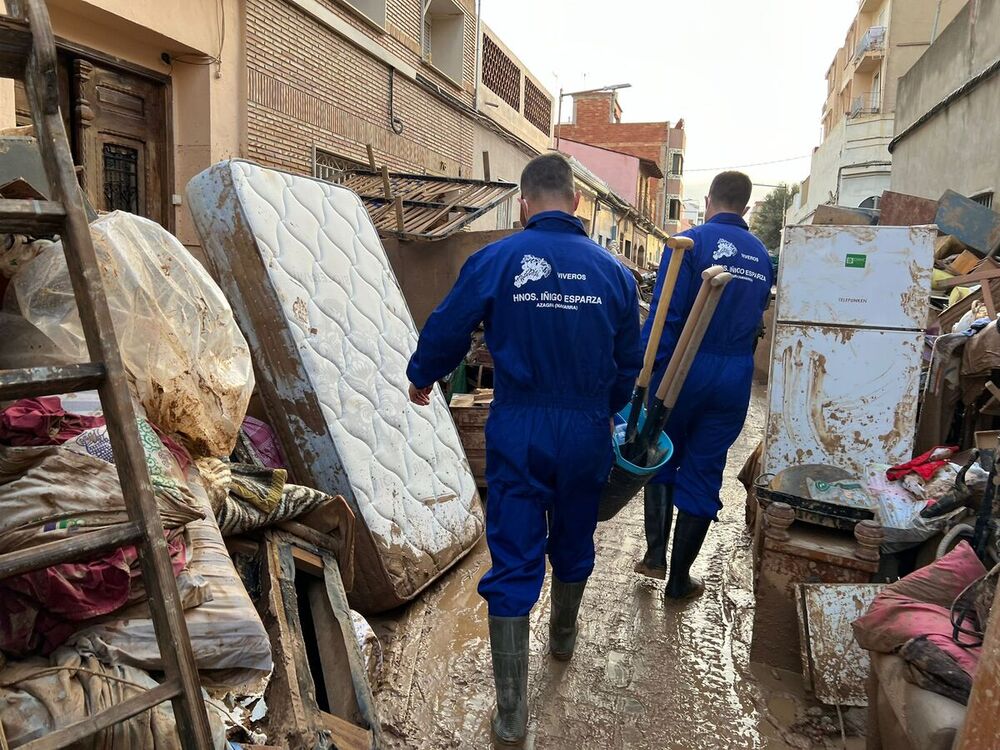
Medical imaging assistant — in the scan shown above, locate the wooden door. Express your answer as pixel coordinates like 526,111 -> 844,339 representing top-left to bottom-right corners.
73,59 -> 168,225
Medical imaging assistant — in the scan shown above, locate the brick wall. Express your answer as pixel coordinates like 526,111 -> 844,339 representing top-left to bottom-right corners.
562,91 -> 686,233
246,0 -> 478,177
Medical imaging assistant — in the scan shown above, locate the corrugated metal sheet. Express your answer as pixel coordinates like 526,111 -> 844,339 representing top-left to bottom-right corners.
796,584 -> 884,706
337,171 -> 518,241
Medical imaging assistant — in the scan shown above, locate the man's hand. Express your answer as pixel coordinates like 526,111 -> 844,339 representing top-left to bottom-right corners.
409,383 -> 433,406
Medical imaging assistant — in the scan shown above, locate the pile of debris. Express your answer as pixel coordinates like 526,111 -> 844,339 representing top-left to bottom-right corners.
0,157 -> 492,747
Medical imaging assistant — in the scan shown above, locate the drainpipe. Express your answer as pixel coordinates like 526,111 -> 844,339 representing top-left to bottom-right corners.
473,0 -> 483,111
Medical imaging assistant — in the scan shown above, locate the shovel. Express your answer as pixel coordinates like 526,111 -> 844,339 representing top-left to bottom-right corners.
636,266 -> 733,465
623,235 -> 694,445
598,266 -> 731,521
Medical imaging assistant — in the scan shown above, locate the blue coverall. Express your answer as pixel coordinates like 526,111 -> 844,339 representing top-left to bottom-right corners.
644,213 -> 773,520
407,211 -> 643,617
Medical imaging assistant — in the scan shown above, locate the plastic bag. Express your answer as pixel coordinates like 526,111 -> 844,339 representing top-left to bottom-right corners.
11,212 -> 254,455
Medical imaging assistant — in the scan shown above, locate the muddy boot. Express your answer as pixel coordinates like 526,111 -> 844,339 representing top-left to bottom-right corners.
633,484 -> 673,579
665,511 -> 712,600
549,577 -> 587,660
489,616 -> 530,745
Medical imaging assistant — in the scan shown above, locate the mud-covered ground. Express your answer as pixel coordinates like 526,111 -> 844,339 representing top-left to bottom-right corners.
373,388 -> 866,749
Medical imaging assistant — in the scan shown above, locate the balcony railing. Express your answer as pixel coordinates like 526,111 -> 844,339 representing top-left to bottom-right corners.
850,91 -> 882,118
854,26 -> 886,60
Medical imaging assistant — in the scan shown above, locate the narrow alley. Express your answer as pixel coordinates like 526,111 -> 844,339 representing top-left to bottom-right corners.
375,390 -> 863,749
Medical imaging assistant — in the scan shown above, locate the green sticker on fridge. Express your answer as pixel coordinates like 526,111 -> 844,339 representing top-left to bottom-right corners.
845,254 -> 867,268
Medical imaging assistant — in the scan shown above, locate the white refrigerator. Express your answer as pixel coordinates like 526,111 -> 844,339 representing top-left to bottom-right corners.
763,225 -> 935,479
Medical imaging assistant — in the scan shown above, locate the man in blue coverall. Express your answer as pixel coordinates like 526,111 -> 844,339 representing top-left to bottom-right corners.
633,171 -> 772,600
407,152 -> 642,745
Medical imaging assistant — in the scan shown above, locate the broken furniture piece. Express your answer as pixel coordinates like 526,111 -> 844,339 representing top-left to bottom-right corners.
335,170 -> 517,241
750,500 -> 883,672
236,530 -> 382,749
186,161 -> 484,613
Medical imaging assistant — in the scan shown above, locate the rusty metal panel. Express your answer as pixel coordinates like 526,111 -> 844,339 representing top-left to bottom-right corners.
777,225 -> 935,330
796,583 -> 883,706
764,324 -> 923,476
936,189 -> 1000,255
878,190 -> 939,227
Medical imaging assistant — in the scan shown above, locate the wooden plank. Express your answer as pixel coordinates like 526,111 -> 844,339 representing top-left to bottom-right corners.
394,195 -> 405,232
380,166 -> 392,199
322,556 -> 384,746
482,150 -> 491,182
0,198 -> 65,234
0,363 -> 105,401
16,680 -> 179,750
0,522 -> 142,581
0,17 -> 33,79
290,544 -> 325,577
365,145 -> 376,172
317,712 -> 374,750
937,266 -> 1000,289
936,189 -> 1000,255
955,575 -> 1000,748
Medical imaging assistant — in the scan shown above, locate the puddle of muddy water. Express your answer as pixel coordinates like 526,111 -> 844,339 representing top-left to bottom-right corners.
373,387 -> 867,749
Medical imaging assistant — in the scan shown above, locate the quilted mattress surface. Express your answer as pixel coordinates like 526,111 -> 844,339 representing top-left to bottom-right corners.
186,160 -> 483,611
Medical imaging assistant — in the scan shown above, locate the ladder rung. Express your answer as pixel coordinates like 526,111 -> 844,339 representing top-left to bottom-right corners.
0,522 -> 143,582
0,199 -> 66,235
0,17 -> 31,80
13,679 -> 181,750
0,363 -> 106,401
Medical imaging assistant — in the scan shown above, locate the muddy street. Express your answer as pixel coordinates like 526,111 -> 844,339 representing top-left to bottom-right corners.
373,388 -> 861,749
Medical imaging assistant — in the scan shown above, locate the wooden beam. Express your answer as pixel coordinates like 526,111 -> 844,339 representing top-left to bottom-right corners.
482,150 -> 491,182
380,166 -> 392,200
317,712 -> 373,750
955,577 -> 1000,748
394,195 -> 405,232
365,144 -> 376,172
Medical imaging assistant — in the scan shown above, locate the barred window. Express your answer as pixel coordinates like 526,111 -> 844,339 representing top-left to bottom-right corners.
313,147 -> 366,184
482,35 -> 521,111
523,78 -> 552,135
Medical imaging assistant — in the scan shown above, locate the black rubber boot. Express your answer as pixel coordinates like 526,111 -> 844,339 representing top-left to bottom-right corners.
489,616 -> 530,745
634,484 -> 673,579
665,511 -> 712,600
549,577 -> 588,660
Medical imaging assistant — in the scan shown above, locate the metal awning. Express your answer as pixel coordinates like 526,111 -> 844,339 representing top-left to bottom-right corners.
338,171 -> 518,241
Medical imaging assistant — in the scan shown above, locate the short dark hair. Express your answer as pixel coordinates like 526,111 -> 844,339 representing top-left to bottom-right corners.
521,153 -> 576,204
709,171 -> 753,210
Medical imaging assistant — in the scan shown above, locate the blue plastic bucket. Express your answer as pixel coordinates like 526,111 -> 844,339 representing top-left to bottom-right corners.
597,402 -> 674,522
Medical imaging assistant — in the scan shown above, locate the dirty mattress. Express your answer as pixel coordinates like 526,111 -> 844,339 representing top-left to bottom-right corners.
186,160 -> 483,612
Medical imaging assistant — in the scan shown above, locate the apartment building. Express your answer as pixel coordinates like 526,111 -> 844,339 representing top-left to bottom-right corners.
2,0 -> 552,247
890,0 -> 1000,207
789,0 -> 966,224
556,89 -> 685,236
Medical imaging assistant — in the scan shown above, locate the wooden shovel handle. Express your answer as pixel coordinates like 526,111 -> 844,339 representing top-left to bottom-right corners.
654,265 -> 726,401
659,272 -> 733,407
636,236 -> 694,388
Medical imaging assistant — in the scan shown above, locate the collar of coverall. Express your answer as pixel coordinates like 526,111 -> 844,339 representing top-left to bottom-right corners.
705,212 -> 750,229
524,210 -> 589,235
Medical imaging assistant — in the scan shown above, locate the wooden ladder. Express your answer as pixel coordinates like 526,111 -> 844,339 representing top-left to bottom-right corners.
0,1 -> 214,748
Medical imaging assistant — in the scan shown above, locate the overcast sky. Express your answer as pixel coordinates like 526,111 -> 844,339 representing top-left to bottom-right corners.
481,0 -> 860,208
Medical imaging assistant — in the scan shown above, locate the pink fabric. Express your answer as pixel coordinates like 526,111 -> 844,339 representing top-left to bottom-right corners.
0,397 -> 105,446
0,535 -> 186,657
242,415 -> 286,469
853,541 -> 987,677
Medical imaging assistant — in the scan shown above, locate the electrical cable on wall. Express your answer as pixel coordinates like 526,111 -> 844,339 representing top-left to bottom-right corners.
388,68 -> 405,135
168,0 -> 226,76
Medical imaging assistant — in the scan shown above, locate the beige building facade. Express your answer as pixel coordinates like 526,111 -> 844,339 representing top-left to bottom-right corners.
789,0 -> 966,224
3,0 -> 552,247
